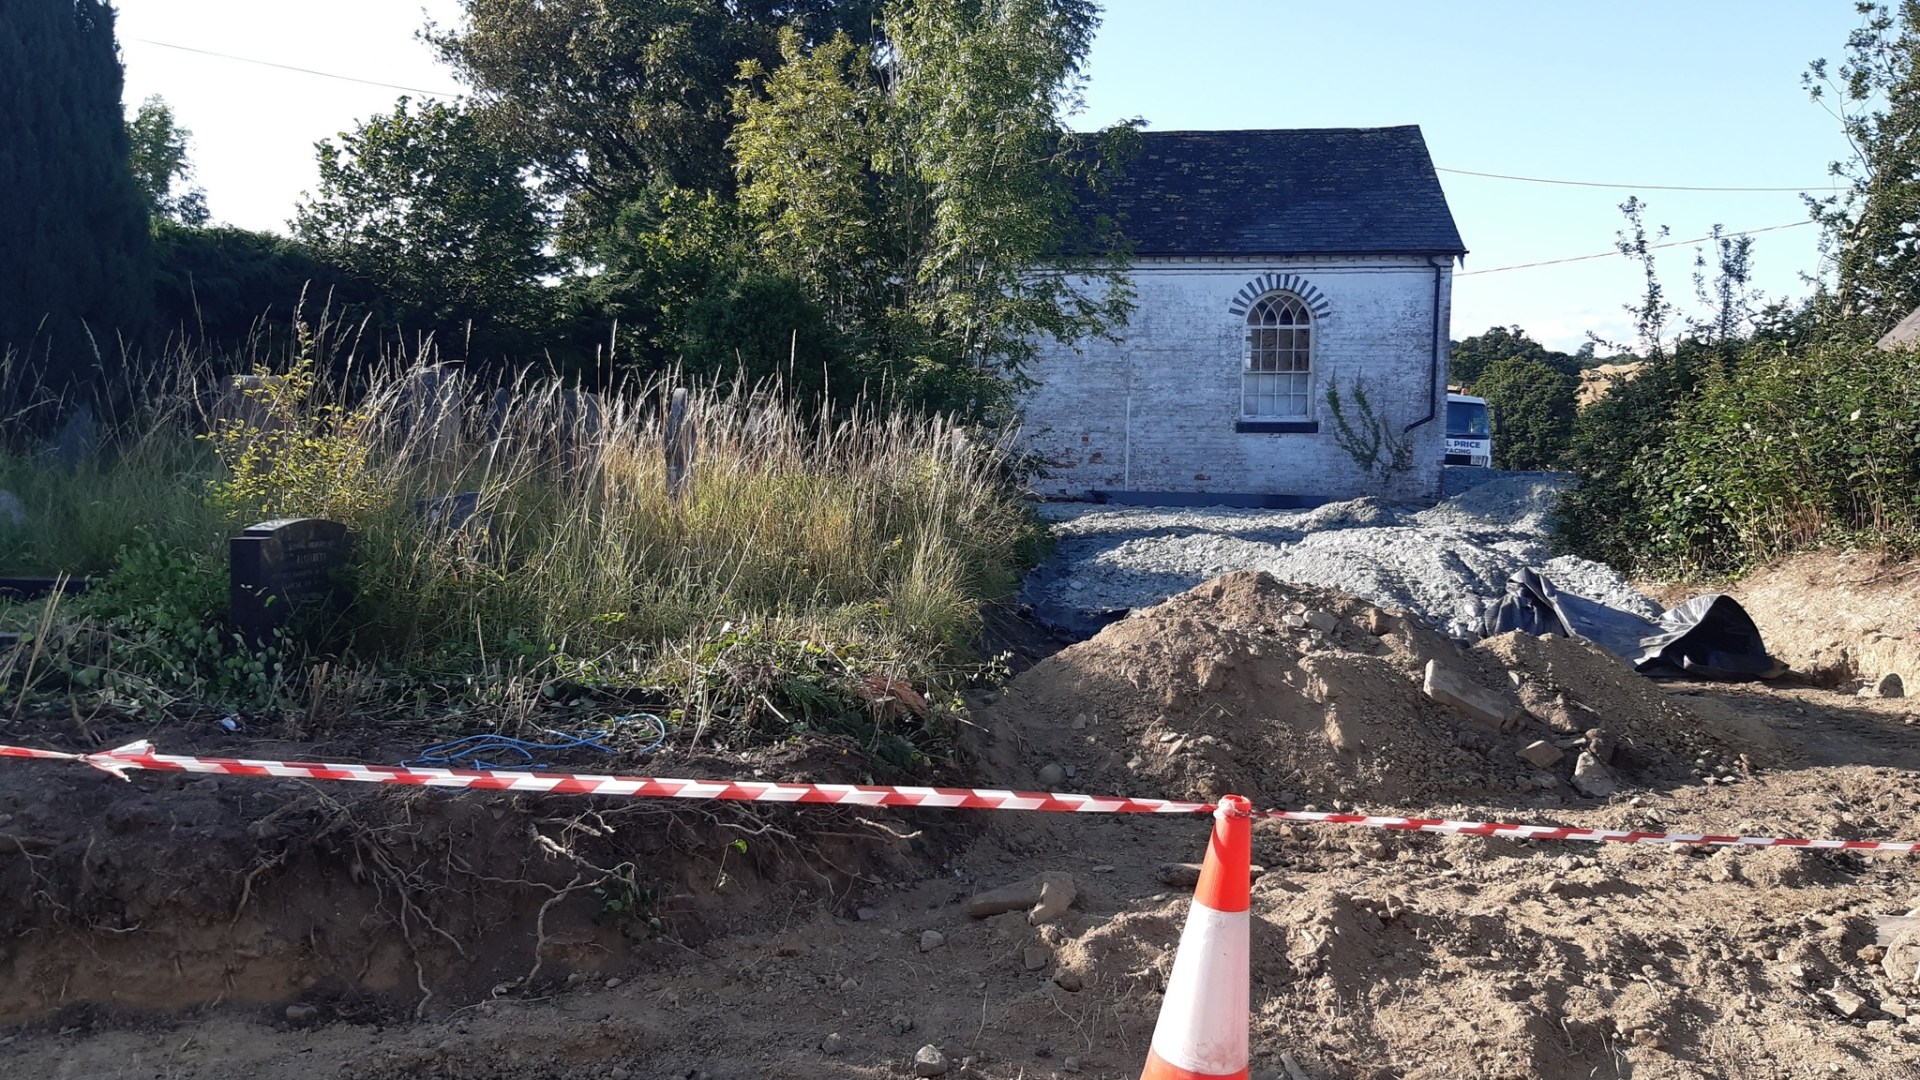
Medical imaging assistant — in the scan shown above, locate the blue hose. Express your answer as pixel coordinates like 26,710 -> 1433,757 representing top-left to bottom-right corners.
401,713 -> 667,771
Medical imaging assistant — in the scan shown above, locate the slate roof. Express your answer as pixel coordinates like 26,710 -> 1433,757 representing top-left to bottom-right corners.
1878,305 -> 1920,350
1084,126 -> 1467,258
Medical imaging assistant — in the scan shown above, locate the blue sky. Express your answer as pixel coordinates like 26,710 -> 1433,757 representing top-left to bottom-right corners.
116,0 -> 1869,350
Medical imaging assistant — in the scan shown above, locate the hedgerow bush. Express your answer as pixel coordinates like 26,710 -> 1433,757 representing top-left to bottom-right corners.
1558,332 -> 1920,577
1638,337 -> 1920,574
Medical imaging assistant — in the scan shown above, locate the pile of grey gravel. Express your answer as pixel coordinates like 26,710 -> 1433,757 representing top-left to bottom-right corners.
1020,475 -> 1658,641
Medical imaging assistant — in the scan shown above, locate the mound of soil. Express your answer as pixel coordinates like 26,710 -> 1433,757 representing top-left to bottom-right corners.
989,571 -> 1766,810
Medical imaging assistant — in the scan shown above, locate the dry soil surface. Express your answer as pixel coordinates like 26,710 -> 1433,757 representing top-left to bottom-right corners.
10,574 -> 1920,1080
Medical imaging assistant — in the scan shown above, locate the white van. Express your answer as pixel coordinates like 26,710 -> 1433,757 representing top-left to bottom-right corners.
1444,393 -> 1493,467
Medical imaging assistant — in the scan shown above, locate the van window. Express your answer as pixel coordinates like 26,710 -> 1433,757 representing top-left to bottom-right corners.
1447,400 -> 1490,438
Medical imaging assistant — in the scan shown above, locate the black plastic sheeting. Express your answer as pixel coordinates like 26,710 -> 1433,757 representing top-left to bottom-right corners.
1482,568 -> 1784,680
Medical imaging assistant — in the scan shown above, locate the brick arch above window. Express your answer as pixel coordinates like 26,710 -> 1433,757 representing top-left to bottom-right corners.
1226,273 -> 1331,322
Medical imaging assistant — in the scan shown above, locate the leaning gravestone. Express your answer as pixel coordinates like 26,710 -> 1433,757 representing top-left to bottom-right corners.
664,387 -> 695,502
229,518 -> 352,648
51,405 -> 98,467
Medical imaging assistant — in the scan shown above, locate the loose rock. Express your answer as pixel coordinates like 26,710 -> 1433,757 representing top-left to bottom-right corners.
1357,606 -> 1394,635
1518,740 -> 1565,769
1037,763 -> 1067,787
1422,661 -> 1524,731
964,872 -> 1078,925
1023,945 -> 1051,971
821,1033 -> 847,1056
919,930 -> 946,953
913,1045 -> 950,1077
1571,751 -> 1617,798
284,1004 -> 319,1026
1828,982 -> 1871,1019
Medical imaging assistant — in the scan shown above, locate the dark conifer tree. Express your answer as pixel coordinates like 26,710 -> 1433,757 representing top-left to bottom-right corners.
0,0 -> 153,410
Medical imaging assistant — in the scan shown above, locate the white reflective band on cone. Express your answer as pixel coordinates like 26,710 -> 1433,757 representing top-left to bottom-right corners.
1148,900 -> 1250,1075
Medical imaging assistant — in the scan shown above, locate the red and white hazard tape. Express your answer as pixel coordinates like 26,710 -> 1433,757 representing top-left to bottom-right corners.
6,740 -> 1918,853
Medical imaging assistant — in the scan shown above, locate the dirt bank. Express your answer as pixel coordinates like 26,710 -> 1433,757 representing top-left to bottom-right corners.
0,722 -> 955,1027
1713,550 -> 1920,691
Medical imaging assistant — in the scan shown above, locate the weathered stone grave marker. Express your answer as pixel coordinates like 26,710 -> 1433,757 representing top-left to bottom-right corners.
212,374 -> 288,432
415,491 -> 484,534
229,518 -> 352,647
51,405 -> 97,467
665,387 -> 695,502
392,364 -> 466,460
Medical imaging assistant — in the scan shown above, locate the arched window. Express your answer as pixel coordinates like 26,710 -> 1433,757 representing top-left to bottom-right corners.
1242,292 -> 1312,419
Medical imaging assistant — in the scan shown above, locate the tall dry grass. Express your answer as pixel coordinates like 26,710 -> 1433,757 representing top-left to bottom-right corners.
0,335 -> 1040,754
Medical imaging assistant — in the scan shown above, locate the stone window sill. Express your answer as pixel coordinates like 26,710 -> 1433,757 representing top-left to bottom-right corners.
1235,419 -> 1319,434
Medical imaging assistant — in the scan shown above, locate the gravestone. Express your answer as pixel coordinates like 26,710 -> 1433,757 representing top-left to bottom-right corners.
392,364 -> 465,459
51,405 -> 98,466
555,389 -> 605,479
229,518 -> 352,647
414,491 -> 501,565
415,491 -> 484,534
665,387 -> 695,502
0,576 -> 90,601
212,374 -> 287,432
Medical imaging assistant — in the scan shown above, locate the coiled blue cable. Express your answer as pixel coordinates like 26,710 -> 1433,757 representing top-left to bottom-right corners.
401,713 -> 667,771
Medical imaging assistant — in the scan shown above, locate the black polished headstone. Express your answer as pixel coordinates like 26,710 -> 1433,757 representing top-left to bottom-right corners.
229,518 -> 352,647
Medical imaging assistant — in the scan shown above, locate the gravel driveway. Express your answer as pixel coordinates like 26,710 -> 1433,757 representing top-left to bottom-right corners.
1018,475 -> 1657,640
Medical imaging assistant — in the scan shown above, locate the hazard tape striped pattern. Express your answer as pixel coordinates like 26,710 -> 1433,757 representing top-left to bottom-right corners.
4,740 -> 1917,853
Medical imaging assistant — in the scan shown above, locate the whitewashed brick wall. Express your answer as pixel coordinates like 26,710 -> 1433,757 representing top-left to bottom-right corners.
1021,255 -> 1452,503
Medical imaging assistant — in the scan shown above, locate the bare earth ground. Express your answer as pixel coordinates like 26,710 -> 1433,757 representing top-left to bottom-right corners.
9,570 -> 1920,1080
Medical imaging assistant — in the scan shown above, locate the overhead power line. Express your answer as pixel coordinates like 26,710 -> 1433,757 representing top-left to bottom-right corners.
1457,219 -> 1817,278
127,38 -> 1835,197
128,37 -> 463,98
1437,165 -> 1840,194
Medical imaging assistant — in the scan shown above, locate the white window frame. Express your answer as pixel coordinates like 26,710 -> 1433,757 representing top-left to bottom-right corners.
1240,292 -> 1314,420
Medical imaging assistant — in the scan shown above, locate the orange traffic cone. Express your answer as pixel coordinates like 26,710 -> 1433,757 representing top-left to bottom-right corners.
1139,794 -> 1252,1080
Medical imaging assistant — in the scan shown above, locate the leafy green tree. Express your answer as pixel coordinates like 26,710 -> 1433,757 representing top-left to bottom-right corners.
583,191 -> 846,394
1689,224 -> 1757,344
1804,1 -> 1920,335
430,0 -> 878,242
292,98 -> 552,355
1450,325 -> 1566,387
729,1 -> 1137,416
0,0 -> 153,405
127,95 -> 209,227
1475,356 -> 1576,471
